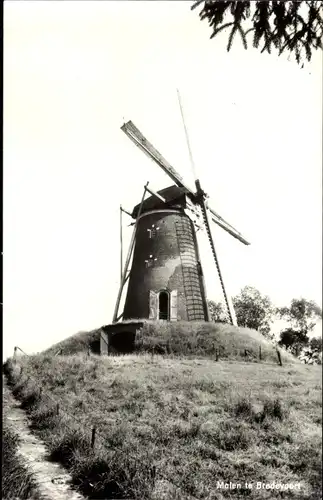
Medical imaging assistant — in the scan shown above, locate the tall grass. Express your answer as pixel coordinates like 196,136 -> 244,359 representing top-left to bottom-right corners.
136,321 -> 296,363
4,353 -> 321,499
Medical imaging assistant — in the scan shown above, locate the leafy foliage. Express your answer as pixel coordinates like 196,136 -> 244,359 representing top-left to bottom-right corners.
278,328 -> 309,356
277,298 -> 322,333
192,1 -> 323,64
309,336 -> 323,352
277,298 -> 322,361
207,300 -> 228,322
300,336 -> 322,364
232,285 -> 274,337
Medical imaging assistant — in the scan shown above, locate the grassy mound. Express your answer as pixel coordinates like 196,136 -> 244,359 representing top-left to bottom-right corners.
44,321 -> 297,364
2,382 -> 40,500
136,321 -> 297,364
44,328 -> 103,356
4,353 -> 321,499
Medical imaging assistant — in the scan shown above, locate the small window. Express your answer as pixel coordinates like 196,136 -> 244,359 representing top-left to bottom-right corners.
147,225 -> 160,239
145,256 -> 157,268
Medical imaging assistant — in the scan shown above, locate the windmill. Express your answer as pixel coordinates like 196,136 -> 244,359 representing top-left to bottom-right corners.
111,100 -> 250,330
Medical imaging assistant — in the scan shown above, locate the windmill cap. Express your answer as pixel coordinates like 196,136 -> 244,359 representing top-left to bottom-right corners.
132,184 -> 193,218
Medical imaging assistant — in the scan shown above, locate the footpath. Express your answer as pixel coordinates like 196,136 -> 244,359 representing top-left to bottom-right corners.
3,377 -> 85,500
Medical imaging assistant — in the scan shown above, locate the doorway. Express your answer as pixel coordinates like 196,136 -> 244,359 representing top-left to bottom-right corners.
158,291 -> 169,320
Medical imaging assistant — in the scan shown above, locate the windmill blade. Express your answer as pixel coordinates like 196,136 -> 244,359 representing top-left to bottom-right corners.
207,204 -> 250,246
121,121 -> 195,196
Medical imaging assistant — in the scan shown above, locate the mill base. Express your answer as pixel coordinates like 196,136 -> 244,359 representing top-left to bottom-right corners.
100,321 -> 144,354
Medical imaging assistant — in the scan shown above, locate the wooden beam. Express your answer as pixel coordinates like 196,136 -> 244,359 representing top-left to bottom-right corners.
120,207 -> 133,217
121,121 -> 195,196
145,185 -> 166,203
112,183 -> 149,323
186,198 -> 202,219
177,88 -> 198,181
120,205 -> 123,285
199,195 -> 237,326
207,204 -> 250,246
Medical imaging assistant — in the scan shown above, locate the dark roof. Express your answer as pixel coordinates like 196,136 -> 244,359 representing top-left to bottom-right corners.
132,185 -> 192,218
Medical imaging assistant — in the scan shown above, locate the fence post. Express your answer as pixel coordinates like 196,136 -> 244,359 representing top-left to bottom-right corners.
215,349 -> 219,362
56,403 -> 60,416
276,349 -> 283,366
91,427 -> 96,448
259,345 -> 262,361
151,465 -> 156,486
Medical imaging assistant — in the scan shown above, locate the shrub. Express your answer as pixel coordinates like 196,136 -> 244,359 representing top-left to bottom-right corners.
72,451 -> 155,499
50,429 -> 92,468
29,406 -> 59,431
233,398 -> 254,418
232,396 -> 287,424
262,398 -> 285,421
215,420 -> 251,451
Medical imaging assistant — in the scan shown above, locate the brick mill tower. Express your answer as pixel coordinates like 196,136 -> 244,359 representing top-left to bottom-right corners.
123,185 -> 208,322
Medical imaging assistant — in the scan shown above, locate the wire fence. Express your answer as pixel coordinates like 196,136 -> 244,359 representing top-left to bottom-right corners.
10,346 -> 201,500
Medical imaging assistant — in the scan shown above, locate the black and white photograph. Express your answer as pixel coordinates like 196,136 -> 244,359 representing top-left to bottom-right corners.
3,1 -> 322,499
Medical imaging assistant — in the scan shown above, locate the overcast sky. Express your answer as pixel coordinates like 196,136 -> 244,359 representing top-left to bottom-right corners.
3,1 -> 322,359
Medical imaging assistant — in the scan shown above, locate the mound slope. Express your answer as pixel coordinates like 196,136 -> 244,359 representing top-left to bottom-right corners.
43,321 -> 297,364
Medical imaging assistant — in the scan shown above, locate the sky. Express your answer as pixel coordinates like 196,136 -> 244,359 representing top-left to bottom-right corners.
3,1 -> 322,359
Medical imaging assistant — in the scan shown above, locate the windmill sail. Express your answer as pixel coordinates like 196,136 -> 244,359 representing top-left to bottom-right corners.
206,204 -> 250,246
121,121 -> 195,195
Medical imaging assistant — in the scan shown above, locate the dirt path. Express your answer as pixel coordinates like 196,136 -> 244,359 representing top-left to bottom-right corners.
3,379 -> 85,500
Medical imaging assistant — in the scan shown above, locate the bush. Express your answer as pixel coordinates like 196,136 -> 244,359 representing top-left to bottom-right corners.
262,398 -> 285,421
232,396 -> 287,423
50,428 -> 92,468
213,420 -> 252,451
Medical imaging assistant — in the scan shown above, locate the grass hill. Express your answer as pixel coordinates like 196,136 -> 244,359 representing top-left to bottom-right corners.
3,322 -> 321,500
44,321 -> 297,364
